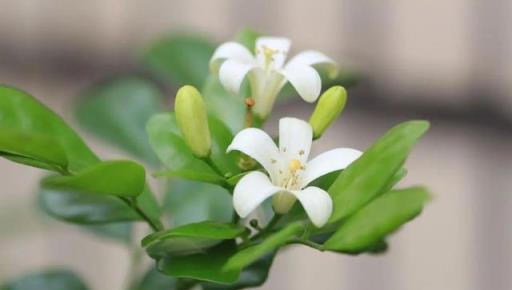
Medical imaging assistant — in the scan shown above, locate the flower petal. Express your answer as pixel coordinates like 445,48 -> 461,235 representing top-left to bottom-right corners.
281,65 -> 321,102
210,41 -> 255,73
279,117 -> 313,163
303,148 -> 362,186
249,68 -> 287,119
256,37 -> 291,70
233,171 -> 281,218
292,186 -> 333,227
227,127 -> 281,181
286,50 -> 338,78
219,59 -> 255,94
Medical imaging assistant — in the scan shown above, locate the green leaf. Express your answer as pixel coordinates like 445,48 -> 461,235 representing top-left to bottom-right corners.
38,188 -> 139,224
328,120 -> 429,223
0,85 -> 98,172
1,269 -> 88,290
162,179 -> 233,227
147,113 -> 237,184
42,160 -> 146,198
201,76 -> 245,134
202,253 -> 275,290
83,222 -> 132,243
135,267 -> 179,290
143,35 -> 214,88
323,187 -> 430,253
0,130 -> 68,172
143,221 -> 247,259
234,27 -> 260,50
75,77 -> 162,165
223,222 -> 303,272
0,85 -> 161,225
157,241 -> 240,284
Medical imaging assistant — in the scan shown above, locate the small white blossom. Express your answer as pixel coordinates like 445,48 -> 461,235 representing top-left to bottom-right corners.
227,117 -> 361,227
210,37 -> 337,119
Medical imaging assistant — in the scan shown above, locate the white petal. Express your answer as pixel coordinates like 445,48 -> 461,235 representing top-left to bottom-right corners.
210,42 -> 255,73
227,128 -> 282,181
291,186 -> 333,227
281,65 -> 321,102
256,37 -> 291,69
279,117 -> 313,163
219,59 -> 255,94
303,148 -> 362,186
249,68 -> 287,119
286,50 -> 337,78
233,171 -> 281,218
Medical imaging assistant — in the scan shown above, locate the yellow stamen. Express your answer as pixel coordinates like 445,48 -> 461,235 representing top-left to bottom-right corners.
262,45 -> 277,69
288,159 -> 302,172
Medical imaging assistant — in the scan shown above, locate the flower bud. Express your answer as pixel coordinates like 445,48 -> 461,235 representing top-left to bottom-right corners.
175,85 -> 211,157
309,86 -> 347,140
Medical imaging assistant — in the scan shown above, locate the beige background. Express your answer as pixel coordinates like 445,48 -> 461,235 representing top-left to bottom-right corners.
1,1 -> 511,290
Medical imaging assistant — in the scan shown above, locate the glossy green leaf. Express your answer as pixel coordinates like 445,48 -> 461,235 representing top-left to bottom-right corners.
1,269 -> 88,290
224,222 -> 303,272
75,77 -> 162,164
38,187 -> 139,224
0,130 -> 68,172
328,121 -> 429,223
0,86 -> 161,225
0,85 -> 97,172
158,241 -> 240,284
43,160 -> 146,198
143,35 -> 214,88
162,179 -> 233,227
83,222 -> 132,242
143,221 -> 247,258
202,253 -> 275,290
323,187 -> 430,253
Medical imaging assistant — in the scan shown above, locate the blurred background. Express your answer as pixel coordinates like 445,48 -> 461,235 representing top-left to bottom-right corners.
1,0 -> 511,290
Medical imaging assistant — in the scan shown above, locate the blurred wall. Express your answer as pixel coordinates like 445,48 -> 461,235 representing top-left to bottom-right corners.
0,1 -> 511,290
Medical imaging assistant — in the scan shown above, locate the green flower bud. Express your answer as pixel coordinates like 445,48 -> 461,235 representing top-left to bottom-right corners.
175,85 -> 211,158
309,86 -> 347,140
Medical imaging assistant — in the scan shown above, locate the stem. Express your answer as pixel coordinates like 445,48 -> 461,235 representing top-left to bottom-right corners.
202,156 -> 224,177
286,238 -> 324,251
121,197 -> 162,232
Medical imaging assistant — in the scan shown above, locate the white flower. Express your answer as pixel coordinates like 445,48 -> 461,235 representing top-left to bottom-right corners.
210,37 -> 337,119
227,117 -> 361,227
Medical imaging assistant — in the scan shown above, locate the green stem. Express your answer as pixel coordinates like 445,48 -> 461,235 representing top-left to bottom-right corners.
121,197 -> 162,232
203,156 -> 224,177
287,238 -> 324,251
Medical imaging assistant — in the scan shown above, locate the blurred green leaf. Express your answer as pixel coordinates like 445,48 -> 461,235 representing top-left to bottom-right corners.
42,160 -> 146,198
143,35 -> 214,88
75,77 -> 162,165
0,130 -> 68,173
162,179 -> 233,227
1,269 -> 88,290
135,267 -> 179,290
201,76 -> 246,134
147,113 -> 237,184
0,85 -> 97,172
202,253 -> 275,290
158,241 -> 240,284
328,120 -> 429,223
143,221 -> 248,258
224,222 -> 303,272
323,187 -> 430,253
234,27 -> 260,50
38,188 -> 139,224
83,222 -> 132,243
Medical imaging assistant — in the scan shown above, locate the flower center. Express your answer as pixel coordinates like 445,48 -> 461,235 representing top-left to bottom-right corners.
280,159 -> 304,190
261,45 -> 277,70
288,159 -> 302,172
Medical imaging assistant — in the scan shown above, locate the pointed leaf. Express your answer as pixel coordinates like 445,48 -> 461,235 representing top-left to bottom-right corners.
328,120 -> 429,223
43,160 -> 146,197
143,221 -> 248,258
324,187 -> 430,253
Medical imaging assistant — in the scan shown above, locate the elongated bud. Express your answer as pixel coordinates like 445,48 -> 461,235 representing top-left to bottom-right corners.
309,86 -> 347,140
175,85 -> 211,157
